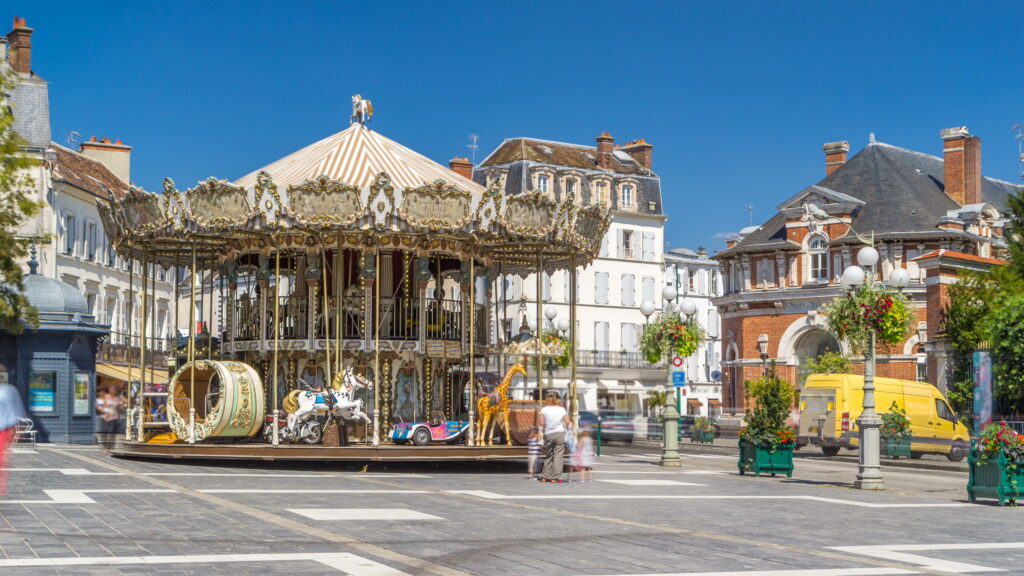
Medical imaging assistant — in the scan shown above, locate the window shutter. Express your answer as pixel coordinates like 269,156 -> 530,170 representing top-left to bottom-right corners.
600,233 -> 609,257
642,232 -> 655,261
596,272 -> 608,305
542,273 -> 551,301
643,276 -> 655,303
617,229 -> 625,258
621,274 -> 635,307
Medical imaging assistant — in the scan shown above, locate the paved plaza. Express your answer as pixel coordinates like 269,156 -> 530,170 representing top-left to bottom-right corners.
1,442 -> 1021,575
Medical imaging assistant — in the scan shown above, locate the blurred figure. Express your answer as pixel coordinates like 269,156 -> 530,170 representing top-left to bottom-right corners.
95,385 -> 124,454
538,395 -> 570,483
0,380 -> 26,495
526,428 -> 542,478
572,430 -> 595,482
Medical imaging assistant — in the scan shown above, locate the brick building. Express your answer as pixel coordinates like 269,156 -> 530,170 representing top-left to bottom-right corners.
713,128 -> 1017,412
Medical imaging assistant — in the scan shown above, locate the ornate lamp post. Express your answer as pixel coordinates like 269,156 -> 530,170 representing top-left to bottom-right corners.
544,307 -> 558,393
839,246 -> 910,490
655,286 -> 698,467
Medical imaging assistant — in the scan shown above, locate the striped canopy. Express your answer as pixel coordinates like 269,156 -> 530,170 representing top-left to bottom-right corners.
234,124 -> 484,193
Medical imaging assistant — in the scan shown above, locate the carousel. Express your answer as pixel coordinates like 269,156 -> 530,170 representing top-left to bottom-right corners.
100,97 -> 608,460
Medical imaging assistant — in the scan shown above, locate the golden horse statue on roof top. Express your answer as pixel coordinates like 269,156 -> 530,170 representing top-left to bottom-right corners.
351,94 -> 374,126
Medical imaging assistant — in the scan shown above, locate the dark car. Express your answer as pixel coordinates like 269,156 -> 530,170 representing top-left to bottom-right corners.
578,411 -> 636,444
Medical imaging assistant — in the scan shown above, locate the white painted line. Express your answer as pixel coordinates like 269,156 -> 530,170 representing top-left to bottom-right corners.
289,508 -> 443,521
577,565 -> 913,569
11,448 -> 37,454
832,542 -> 1024,573
445,491 -> 967,508
1,468 -> 124,476
202,489 -> 428,494
0,489 -> 175,505
147,472 -> 428,478
0,551 -> 410,574
597,479 -> 704,486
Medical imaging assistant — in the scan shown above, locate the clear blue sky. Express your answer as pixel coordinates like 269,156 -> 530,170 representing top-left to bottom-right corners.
15,1 -> 1024,253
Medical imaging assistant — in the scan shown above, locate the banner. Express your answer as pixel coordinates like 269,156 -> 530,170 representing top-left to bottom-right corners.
973,351 -> 992,436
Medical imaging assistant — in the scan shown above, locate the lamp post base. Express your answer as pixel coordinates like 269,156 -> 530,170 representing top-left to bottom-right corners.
660,403 -> 681,468
854,474 -> 885,490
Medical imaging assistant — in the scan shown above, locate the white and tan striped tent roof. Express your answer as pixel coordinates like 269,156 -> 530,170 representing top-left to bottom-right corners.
234,124 -> 484,193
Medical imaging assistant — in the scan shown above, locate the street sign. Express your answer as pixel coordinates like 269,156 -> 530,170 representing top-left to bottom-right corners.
671,356 -> 684,368
672,371 -> 686,387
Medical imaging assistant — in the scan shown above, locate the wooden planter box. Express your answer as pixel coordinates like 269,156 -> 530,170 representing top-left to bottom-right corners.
882,436 -> 912,459
691,430 -> 715,444
738,439 -> 794,477
968,448 -> 1024,506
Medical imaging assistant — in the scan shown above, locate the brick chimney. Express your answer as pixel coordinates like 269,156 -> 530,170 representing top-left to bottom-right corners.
448,156 -> 473,180
618,139 -> 653,170
596,132 -> 615,170
941,126 -> 982,206
80,137 -> 132,184
6,17 -> 33,75
822,141 -> 849,176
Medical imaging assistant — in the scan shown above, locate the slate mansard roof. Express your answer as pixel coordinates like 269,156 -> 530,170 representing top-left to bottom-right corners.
726,141 -> 1020,252
474,137 -> 664,216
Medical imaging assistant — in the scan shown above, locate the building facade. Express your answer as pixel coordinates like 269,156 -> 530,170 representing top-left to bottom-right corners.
713,129 -> 1016,413
469,133 -> 668,419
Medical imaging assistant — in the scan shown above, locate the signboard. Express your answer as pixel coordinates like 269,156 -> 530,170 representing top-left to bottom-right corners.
399,185 -> 472,231
28,371 -> 56,413
973,351 -> 993,435
672,371 -> 686,387
671,356 -> 684,368
444,340 -> 462,360
425,340 -> 445,358
73,372 -> 91,416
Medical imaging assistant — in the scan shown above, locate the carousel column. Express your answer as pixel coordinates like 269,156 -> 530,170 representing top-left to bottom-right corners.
137,250 -> 148,443
569,253 -> 578,427
188,243 -> 197,444
536,253 -> 544,399
125,257 -> 134,441
305,246 -> 319,352
271,245 -> 282,447
335,236 -> 343,376
226,257 -> 238,360
322,244 -> 331,387
467,258 -> 476,447
372,249 -> 381,447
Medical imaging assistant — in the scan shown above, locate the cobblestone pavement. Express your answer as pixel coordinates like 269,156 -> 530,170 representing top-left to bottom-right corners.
0,442 -> 1020,575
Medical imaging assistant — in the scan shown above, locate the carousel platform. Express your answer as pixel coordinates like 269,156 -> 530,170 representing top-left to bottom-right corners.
112,441 -> 527,462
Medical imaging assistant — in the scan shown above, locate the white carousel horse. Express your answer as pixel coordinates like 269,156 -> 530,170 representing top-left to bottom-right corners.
350,94 -> 374,125
287,366 -> 373,430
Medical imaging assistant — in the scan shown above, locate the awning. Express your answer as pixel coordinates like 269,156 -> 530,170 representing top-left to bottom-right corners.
687,398 -> 704,407
708,399 -> 723,407
96,363 -> 168,385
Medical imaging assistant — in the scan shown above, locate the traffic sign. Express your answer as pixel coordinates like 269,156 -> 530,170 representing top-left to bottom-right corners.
672,371 -> 686,387
671,356 -> 684,368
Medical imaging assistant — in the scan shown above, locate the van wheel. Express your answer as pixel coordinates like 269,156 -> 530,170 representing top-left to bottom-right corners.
948,441 -> 967,462
910,452 -> 923,459
821,446 -> 841,457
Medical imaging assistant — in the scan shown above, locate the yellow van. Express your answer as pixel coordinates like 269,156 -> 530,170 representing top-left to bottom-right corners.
798,374 -> 969,461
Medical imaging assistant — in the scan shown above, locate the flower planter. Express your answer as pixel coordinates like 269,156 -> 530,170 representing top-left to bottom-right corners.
967,448 -> 1024,506
882,436 -> 912,459
691,430 -> 714,444
738,439 -> 794,477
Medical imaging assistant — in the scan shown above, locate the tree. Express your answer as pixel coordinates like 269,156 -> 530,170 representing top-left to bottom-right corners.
741,367 -> 795,445
803,351 -> 850,379
645,389 -> 669,416
0,70 -> 40,332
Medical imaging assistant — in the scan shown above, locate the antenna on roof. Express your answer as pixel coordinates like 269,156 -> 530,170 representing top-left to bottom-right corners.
1013,124 -> 1024,182
746,205 -> 753,226
66,130 -> 81,146
467,134 -> 479,164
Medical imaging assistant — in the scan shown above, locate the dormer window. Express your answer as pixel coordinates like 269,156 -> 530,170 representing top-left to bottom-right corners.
621,185 -> 633,208
595,181 -> 609,205
565,178 -> 576,202
808,234 -> 828,281
538,174 -> 549,193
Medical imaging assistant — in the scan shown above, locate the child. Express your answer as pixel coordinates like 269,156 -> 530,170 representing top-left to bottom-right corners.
572,430 -> 595,482
526,428 -> 542,478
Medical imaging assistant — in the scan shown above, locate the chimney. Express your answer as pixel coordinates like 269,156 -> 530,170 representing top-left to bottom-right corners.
6,16 -> 33,75
822,141 -> 849,176
596,132 -> 615,170
941,126 -> 982,206
618,138 -> 654,170
448,156 -> 473,180
80,137 -> 132,184
697,246 -> 707,259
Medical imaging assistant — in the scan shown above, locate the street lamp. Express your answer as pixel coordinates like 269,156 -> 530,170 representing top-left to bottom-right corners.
757,333 -> 769,377
544,306 -> 558,330
657,290 -> 696,468
557,318 -> 570,336
640,300 -> 656,325
841,246 -> 909,490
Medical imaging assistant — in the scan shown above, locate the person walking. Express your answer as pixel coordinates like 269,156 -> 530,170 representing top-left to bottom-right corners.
538,395 -> 571,483
95,385 -> 124,454
0,380 -> 26,496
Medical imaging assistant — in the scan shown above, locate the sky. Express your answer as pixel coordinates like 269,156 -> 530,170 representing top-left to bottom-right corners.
12,1 -> 1024,253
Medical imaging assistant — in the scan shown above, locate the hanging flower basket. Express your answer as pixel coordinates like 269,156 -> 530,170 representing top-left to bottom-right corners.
821,282 -> 914,353
541,331 -> 570,368
640,309 -> 705,364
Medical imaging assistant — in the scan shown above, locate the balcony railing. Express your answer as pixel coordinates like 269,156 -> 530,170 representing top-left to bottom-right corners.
575,351 -> 663,370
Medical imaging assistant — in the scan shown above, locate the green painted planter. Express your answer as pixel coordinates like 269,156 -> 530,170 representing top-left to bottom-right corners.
882,436 -> 912,459
967,447 -> 1024,506
738,439 -> 794,477
691,429 -> 715,444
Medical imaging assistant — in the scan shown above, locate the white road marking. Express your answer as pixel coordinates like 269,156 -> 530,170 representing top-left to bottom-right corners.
289,508 -> 443,521
446,491 -> 967,508
579,569 -> 914,576
597,479 -> 704,486
11,448 -> 37,454
2,469 -> 427,478
0,551 -> 410,574
0,489 -> 175,505
0,468 -> 122,476
202,489 -> 428,494
832,542 -> 1024,573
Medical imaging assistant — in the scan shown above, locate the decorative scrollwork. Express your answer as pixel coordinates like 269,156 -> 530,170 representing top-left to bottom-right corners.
368,172 -> 395,230
186,177 -> 252,228
118,186 -> 166,235
397,179 -> 473,232
254,171 -> 282,225
474,179 -> 503,234
501,190 -> 557,238
285,175 -> 362,228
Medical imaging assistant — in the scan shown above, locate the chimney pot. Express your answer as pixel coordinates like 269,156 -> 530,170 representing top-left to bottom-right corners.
595,132 -> 616,170
941,126 -> 982,206
822,141 -> 849,176
448,156 -> 473,179
619,137 -> 654,170
6,16 -> 33,75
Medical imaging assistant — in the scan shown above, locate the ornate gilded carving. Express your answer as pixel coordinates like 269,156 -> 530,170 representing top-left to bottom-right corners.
501,191 -> 557,238
474,179 -> 503,234
254,171 -> 282,225
187,177 -> 252,228
397,180 -> 473,232
119,186 -> 165,234
368,172 -> 395,230
286,175 -> 362,228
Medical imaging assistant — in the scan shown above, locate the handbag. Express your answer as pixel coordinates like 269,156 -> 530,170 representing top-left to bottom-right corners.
565,428 -> 577,454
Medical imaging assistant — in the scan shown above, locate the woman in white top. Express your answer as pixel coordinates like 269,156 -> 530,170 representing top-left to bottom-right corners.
538,395 -> 571,483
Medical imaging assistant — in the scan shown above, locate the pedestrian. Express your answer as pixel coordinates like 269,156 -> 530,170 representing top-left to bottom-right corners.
538,394 -> 571,483
95,385 -> 124,454
0,380 -> 26,496
526,428 -> 542,478
572,430 -> 595,482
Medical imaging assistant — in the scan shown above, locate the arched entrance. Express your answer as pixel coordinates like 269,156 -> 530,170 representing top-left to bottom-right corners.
794,329 -> 841,386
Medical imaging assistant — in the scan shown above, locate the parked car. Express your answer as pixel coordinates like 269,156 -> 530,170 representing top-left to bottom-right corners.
578,411 -> 636,444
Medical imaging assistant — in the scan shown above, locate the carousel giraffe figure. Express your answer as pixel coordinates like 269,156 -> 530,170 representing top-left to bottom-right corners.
476,363 -> 526,446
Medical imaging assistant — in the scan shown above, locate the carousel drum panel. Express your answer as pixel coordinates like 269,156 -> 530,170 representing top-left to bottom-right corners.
508,400 -> 540,446
168,360 -> 265,442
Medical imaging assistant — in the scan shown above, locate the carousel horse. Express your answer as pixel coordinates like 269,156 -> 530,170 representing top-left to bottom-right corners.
476,364 -> 525,446
286,366 -> 373,431
350,94 -> 374,125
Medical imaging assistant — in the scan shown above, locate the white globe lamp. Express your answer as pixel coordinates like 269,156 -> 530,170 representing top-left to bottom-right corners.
662,285 -> 677,303
680,299 -> 697,317
544,307 -> 558,321
889,268 -> 911,288
856,246 -> 879,268
557,319 -> 570,332
639,301 -> 656,318
841,265 -> 866,288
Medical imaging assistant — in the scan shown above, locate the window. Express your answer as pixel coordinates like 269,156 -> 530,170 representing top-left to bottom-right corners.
63,214 -> 76,255
541,273 -> 551,302
621,323 -> 639,352
537,174 -> 549,193
595,181 -> 608,204
621,185 -> 633,208
86,222 -> 97,261
600,233 -> 609,257
565,179 -> 576,201
621,274 -> 635,307
86,293 -> 96,316
935,398 -> 955,422
595,321 -> 609,351
595,272 -> 609,305
619,230 -> 636,259
808,235 -> 828,281
688,269 -> 699,292
642,276 -> 655,303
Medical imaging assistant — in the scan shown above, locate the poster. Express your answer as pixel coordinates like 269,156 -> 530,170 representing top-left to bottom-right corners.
74,372 -> 90,416
973,351 -> 992,436
28,371 -> 56,413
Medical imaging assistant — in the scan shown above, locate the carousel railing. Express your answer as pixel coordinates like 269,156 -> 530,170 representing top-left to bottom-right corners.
425,298 -> 462,340
234,296 -> 261,341
379,297 -> 419,340
270,295 -> 307,340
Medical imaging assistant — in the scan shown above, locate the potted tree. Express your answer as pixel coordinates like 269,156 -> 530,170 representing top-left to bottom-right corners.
738,368 -> 796,477
880,401 -> 912,458
968,422 -> 1024,506
691,416 -> 716,444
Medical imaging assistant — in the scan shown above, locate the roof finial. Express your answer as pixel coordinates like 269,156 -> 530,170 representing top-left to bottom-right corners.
350,94 -> 374,127
28,242 -> 38,275
869,132 -> 876,144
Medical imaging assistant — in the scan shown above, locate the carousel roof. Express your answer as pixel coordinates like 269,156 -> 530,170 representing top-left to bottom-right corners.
234,124 -> 485,194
